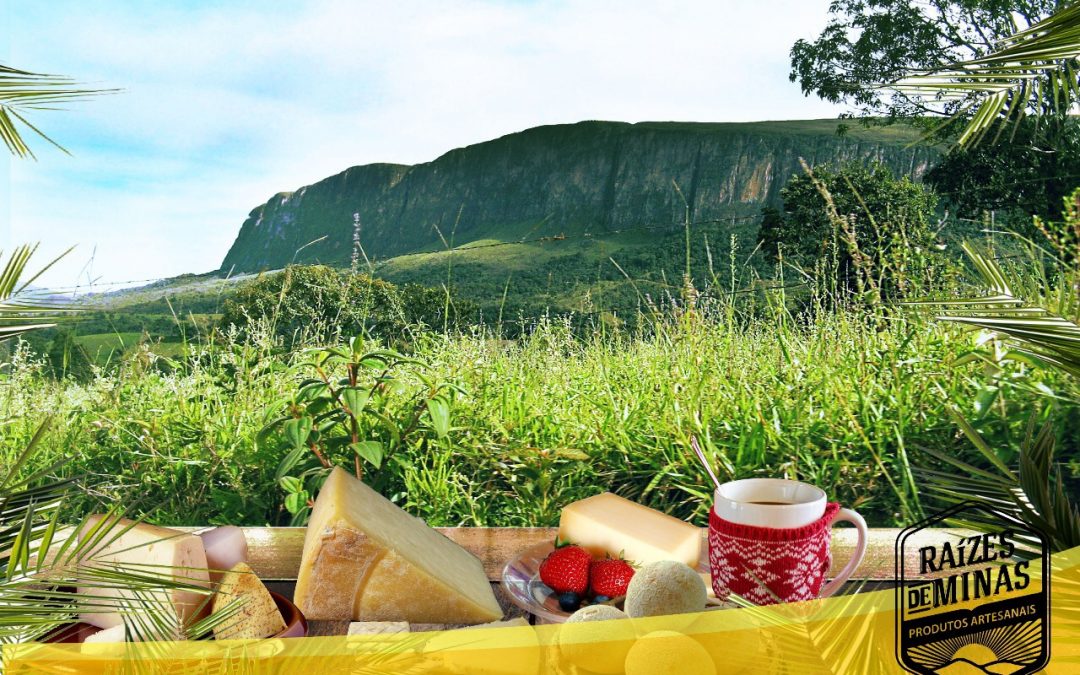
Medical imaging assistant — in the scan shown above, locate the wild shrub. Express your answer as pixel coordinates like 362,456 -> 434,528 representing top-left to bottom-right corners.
219,265 -> 476,346
759,162 -> 942,301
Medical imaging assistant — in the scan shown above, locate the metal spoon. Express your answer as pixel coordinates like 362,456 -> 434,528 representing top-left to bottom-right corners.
690,435 -> 723,493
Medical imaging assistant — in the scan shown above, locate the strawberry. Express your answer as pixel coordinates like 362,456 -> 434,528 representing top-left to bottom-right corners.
589,558 -> 635,598
539,543 -> 591,595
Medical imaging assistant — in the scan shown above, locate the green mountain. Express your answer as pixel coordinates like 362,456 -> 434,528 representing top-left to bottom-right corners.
218,119 -> 938,316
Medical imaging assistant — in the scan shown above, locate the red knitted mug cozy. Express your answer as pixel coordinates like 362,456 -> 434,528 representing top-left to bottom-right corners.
708,502 -> 840,605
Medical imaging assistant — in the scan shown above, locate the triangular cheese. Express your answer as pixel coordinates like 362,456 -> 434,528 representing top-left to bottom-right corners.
294,467 -> 502,624
212,562 -> 286,640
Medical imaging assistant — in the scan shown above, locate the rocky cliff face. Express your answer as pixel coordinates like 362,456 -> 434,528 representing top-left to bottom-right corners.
219,120 -> 938,273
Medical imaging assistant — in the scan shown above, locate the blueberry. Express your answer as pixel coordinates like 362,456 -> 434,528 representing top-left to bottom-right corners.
593,595 -> 611,604
558,591 -> 582,612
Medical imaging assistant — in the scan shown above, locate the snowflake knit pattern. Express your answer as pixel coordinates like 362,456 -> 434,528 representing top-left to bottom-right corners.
708,502 -> 840,605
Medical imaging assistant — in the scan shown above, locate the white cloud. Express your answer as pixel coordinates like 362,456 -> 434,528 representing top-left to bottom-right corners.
3,0 -> 843,287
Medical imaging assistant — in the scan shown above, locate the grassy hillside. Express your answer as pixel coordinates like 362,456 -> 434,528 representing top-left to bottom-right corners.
372,219 -> 759,316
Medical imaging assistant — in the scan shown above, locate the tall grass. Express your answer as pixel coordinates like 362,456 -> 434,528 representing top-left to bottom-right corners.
1,296 -> 1070,528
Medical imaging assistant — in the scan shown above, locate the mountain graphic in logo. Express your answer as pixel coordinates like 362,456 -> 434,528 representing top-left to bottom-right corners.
906,619 -> 1044,675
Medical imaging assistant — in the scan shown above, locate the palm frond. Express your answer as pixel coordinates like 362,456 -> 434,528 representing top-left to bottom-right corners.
916,415 -> 1080,553
0,64 -> 117,158
0,424 -> 239,645
906,242 -> 1080,377
888,2 -> 1080,146
0,244 -> 77,340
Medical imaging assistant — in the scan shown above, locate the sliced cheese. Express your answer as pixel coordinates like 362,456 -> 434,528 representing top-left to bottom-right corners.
78,516 -> 210,630
557,492 -> 702,566
211,562 -> 286,640
199,526 -> 249,584
294,467 -> 502,624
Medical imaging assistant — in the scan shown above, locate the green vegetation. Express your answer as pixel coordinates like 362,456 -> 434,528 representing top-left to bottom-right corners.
791,1 -> 1080,219
759,161 -> 941,299
3,270 -> 1076,529
220,264 -> 477,346
218,119 -> 936,275
7,161 -> 1076,535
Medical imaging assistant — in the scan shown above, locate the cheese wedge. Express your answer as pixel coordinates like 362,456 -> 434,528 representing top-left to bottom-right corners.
557,492 -> 702,566
211,562 -> 286,640
78,516 -> 210,629
294,467 -> 502,624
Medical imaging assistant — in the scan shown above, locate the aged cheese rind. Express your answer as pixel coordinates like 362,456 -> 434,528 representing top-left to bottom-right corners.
211,562 -> 286,640
78,516 -> 210,629
557,492 -> 702,566
294,467 -> 502,624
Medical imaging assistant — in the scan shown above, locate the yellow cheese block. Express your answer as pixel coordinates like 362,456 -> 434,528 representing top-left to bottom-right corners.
557,492 -> 702,566
78,516 -> 210,630
212,562 -> 286,640
294,467 -> 502,624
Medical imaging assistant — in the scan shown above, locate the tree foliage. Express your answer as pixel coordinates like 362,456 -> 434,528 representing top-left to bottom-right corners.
220,265 -> 476,343
890,2 -> 1080,146
759,162 -> 940,298
927,118 -> 1080,219
790,1 -> 1058,125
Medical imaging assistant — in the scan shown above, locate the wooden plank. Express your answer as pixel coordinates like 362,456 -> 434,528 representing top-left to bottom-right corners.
207,526 -> 968,583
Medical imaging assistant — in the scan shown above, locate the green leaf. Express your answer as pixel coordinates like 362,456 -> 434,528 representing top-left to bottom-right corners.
0,245 -> 77,341
276,446 -> 310,481
972,386 -> 999,418
283,416 -> 312,452
555,448 -> 590,461
350,336 -> 366,356
340,386 -> 371,416
948,408 -> 1017,481
284,490 -> 309,514
279,476 -> 303,493
427,396 -> 451,438
296,382 -> 329,403
351,441 -> 384,469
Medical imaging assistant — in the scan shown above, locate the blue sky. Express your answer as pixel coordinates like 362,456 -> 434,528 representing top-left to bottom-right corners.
2,0 -> 845,289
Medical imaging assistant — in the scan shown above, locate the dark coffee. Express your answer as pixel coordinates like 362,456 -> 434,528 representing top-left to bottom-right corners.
747,500 -> 793,505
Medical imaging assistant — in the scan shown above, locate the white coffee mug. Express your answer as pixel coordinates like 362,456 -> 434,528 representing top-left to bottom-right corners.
711,478 -> 868,599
